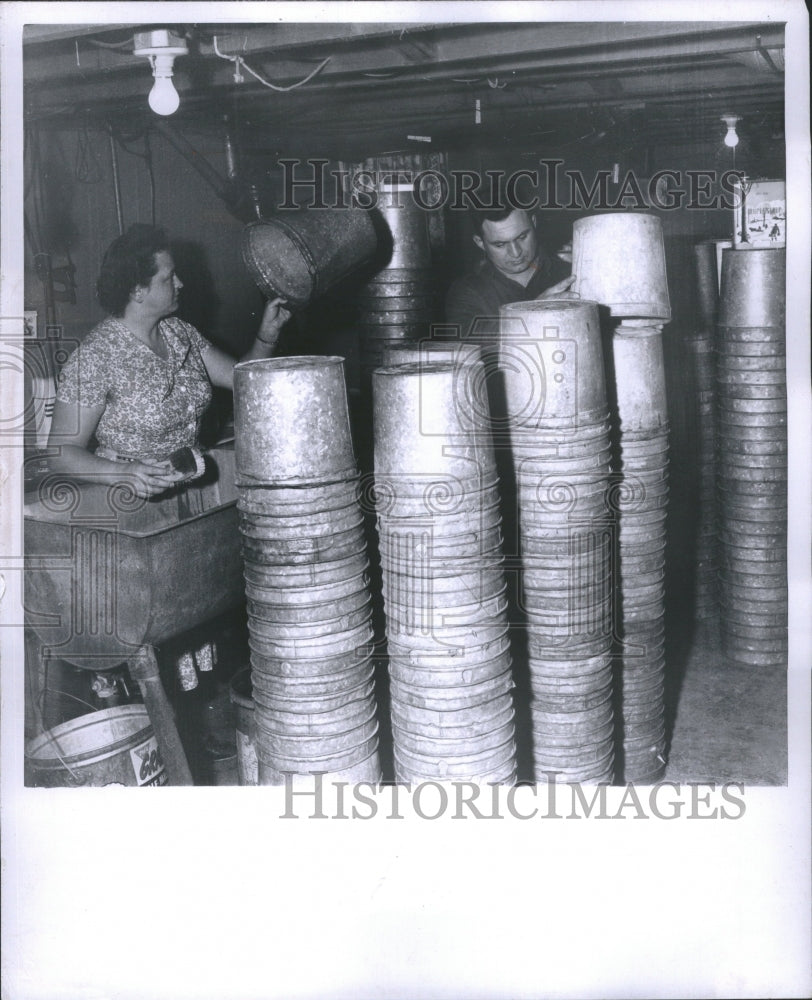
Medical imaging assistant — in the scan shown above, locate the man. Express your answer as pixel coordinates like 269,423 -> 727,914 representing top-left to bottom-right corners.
445,206 -> 574,341
442,205 -> 575,561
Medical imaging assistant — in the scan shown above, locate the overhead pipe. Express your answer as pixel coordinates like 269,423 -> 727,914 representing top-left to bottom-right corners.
754,35 -> 785,75
223,113 -> 239,181
150,118 -> 247,218
107,125 -> 125,235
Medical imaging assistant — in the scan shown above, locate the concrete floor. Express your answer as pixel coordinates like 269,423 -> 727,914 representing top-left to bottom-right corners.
662,622 -> 787,785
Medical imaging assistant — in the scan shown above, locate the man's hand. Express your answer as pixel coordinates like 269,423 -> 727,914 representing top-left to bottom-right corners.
536,275 -> 579,301
556,242 -> 573,264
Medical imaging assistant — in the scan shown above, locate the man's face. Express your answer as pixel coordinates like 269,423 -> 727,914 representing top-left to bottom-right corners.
474,210 -> 539,279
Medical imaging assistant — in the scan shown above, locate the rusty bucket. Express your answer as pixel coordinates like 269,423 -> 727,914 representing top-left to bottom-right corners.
242,208 -> 377,308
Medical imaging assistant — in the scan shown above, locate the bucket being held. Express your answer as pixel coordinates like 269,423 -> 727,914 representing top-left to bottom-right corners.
25,705 -> 167,787
242,208 -> 378,309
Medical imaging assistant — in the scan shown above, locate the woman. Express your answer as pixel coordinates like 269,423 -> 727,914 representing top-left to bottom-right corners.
49,224 -> 290,497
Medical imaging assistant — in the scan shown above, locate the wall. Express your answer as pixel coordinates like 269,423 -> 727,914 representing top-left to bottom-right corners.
24,122 -> 266,353
25,118 -> 784,441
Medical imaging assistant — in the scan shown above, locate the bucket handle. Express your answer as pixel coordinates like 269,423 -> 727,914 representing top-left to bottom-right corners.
32,728 -> 86,786
33,688 -> 108,786
264,216 -> 320,297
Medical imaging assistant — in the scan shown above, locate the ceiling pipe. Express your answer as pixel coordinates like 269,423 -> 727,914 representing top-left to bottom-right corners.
151,119 -> 232,196
107,125 -> 125,235
754,35 -> 784,75
150,119 -> 256,222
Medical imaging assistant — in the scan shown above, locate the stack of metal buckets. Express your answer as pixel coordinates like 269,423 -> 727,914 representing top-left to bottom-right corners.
715,248 -> 787,667
499,300 -> 615,783
358,184 -> 435,387
572,212 -> 671,783
608,321 -> 669,781
687,241 -> 726,620
372,354 -> 517,783
233,356 -> 381,784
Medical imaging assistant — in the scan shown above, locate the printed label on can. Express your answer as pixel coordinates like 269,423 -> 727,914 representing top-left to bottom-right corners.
130,737 -> 168,786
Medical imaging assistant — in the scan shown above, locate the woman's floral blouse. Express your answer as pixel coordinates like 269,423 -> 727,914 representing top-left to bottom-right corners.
56,316 -> 213,460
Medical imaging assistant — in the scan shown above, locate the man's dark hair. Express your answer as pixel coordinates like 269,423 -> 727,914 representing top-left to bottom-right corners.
470,205 -> 534,238
96,224 -> 169,316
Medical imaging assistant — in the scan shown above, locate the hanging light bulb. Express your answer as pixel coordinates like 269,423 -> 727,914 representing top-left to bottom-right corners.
721,114 -> 740,148
134,30 -> 188,117
147,54 -> 181,115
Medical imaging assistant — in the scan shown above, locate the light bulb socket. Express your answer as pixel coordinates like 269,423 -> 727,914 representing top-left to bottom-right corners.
133,29 -> 188,59
150,52 -> 178,79
135,30 -> 187,116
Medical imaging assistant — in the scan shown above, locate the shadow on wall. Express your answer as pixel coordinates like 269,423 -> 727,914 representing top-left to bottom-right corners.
171,239 -> 221,339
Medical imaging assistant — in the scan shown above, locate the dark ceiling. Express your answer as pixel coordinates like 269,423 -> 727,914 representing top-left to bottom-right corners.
23,20 -> 786,159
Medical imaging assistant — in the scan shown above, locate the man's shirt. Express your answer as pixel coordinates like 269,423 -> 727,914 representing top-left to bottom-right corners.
444,252 -> 571,342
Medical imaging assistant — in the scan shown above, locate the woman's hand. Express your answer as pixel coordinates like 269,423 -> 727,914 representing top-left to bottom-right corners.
203,296 -> 293,388
48,400 -> 181,496
128,459 -> 185,498
537,275 -> 579,300
257,296 -> 292,347
206,297 -> 293,389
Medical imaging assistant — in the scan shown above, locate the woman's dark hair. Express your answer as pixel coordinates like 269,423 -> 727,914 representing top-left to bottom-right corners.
96,224 -> 169,316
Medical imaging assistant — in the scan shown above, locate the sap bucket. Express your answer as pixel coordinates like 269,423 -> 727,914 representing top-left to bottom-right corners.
25,704 -> 167,787
234,356 -> 356,485
242,207 -> 378,309
572,213 -> 671,320
718,247 -> 786,328
612,322 -> 668,433
499,299 -> 608,426
372,183 -> 432,270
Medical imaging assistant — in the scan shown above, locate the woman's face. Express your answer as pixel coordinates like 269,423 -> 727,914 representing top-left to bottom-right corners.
138,251 -> 183,318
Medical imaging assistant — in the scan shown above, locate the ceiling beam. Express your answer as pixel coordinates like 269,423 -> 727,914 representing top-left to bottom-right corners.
23,20 -> 784,88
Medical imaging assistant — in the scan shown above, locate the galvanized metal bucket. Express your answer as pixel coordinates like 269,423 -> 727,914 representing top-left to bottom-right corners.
718,247 -> 785,328
25,705 -> 166,787
499,299 -> 608,426
234,356 -> 356,485
612,323 -> 668,433
572,212 -> 671,319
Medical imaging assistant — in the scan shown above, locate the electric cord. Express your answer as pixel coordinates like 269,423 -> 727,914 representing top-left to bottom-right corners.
212,35 -> 331,92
